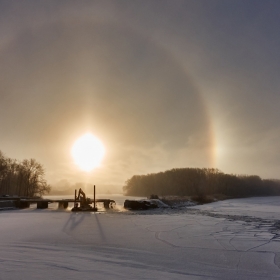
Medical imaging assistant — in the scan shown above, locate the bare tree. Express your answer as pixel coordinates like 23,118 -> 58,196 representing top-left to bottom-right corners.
19,159 -> 51,197
0,151 -> 51,197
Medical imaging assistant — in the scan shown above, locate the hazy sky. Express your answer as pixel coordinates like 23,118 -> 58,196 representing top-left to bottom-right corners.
1,1 -> 280,192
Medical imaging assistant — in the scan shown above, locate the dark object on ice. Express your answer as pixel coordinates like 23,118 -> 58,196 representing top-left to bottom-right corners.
37,201 -> 48,209
149,194 -> 159,199
71,206 -> 97,212
72,201 -> 97,212
0,200 -> 16,210
191,195 -> 214,204
15,200 -> 30,209
71,187 -> 97,212
124,199 -> 159,210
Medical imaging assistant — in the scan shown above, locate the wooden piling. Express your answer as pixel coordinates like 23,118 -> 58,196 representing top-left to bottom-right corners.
94,185 -> 96,209
37,201 -> 48,209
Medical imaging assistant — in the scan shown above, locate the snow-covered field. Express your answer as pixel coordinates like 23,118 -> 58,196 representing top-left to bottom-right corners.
1,197 -> 280,279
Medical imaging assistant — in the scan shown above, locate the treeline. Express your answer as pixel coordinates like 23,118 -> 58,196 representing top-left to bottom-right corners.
123,168 -> 280,198
0,151 -> 51,197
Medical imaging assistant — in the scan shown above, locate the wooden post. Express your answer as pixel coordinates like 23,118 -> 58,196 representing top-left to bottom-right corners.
37,201 -> 48,209
94,185 -> 96,209
74,189 -> 77,208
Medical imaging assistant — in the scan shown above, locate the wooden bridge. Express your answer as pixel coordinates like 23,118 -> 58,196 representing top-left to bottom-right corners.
0,196 -> 115,209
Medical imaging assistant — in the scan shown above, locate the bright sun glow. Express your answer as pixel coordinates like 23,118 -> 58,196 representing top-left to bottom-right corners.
71,133 -> 105,172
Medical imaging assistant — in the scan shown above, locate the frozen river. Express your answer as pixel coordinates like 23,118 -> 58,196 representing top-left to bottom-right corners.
195,196 -> 280,220
1,196 -> 280,279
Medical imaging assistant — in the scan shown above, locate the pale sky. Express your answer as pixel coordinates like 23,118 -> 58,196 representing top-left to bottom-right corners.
1,1 -> 280,192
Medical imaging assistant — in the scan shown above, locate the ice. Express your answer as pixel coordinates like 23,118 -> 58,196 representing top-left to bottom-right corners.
194,196 -> 280,220
2,197 -> 280,279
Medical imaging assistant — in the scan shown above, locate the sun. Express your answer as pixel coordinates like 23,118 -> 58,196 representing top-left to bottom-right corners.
71,133 -> 105,172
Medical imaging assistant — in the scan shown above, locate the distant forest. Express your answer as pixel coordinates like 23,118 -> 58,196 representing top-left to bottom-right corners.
0,151 -> 51,197
123,168 -> 280,198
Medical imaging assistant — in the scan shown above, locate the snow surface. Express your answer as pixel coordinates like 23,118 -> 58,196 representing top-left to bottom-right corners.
1,197 -> 280,279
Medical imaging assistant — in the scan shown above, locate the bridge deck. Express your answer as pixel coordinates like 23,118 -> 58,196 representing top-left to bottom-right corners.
0,197 -> 115,203
0,197 -> 115,210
